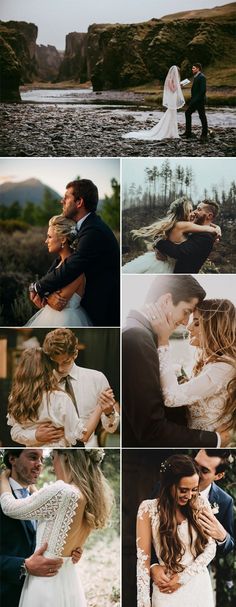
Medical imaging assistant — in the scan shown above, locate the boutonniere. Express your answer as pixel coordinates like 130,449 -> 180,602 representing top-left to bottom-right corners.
211,502 -> 219,514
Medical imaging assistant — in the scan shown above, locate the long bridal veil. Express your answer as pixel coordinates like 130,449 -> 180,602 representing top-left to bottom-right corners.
123,65 -> 185,140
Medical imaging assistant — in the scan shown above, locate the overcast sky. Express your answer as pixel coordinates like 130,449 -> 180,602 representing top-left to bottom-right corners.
122,274 -> 236,325
0,0 -> 233,48
121,157 -> 235,202
0,158 -> 120,198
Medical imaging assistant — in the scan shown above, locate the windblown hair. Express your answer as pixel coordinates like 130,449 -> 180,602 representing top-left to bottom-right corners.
193,299 -> 236,430
157,455 -> 208,574
131,197 -> 192,243
55,449 -> 113,529
43,328 -> 79,359
8,348 -> 60,423
49,215 -> 79,250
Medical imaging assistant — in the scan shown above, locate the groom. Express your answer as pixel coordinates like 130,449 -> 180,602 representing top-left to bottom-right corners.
10,328 -> 119,447
29,179 -> 120,327
181,63 -> 208,142
123,275 -> 228,448
154,199 -> 219,273
0,449 -> 82,607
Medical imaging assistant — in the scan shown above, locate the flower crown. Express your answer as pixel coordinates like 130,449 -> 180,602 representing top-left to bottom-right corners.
160,460 -> 172,474
86,448 -> 105,465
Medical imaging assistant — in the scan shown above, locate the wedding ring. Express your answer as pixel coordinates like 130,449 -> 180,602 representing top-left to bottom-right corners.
168,590 -> 171,593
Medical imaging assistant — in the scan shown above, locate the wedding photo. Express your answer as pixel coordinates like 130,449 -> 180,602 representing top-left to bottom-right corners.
122,448 -> 235,607
0,327 -> 120,448
122,273 -> 236,448
0,0 -> 235,157
0,447 -> 120,607
0,157 -> 120,327
122,157 -> 236,274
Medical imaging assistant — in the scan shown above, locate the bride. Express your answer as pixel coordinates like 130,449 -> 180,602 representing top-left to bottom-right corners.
122,197 -> 220,274
26,215 -> 92,327
148,298 -> 236,444
137,453 -> 216,606
0,449 -> 113,607
7,347 -> 110,447
123,65 -> 185,141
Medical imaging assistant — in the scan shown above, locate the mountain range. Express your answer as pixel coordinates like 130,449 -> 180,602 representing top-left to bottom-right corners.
0,178 -> 61,206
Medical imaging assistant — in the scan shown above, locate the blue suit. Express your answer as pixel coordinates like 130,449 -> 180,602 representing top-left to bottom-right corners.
208,481 -> 234,556
0,489 -> 36,607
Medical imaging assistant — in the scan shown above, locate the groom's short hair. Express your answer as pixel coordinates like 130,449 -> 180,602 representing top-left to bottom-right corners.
66,179 -> 98,211
145,275 -> 206,306
3,449 -> 24,469
201,199 -> 219,219
193,62 -> 202,71
43,328 -> 79,358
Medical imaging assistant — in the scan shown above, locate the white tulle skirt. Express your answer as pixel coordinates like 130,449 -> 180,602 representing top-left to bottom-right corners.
122,251 -> 175,274
123,108 -> 179,140
25,294 -> 93,327
19,558 -> 87,607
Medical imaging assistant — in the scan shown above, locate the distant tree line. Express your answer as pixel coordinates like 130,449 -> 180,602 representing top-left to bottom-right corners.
123,160 -> 236,218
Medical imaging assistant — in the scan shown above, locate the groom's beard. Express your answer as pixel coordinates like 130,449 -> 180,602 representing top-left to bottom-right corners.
194,216 -> 207,225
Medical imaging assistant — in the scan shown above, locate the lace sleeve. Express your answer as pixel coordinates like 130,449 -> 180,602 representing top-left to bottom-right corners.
179,537 -> 216,585
101,410 -> 120,433
158,346 -> 231,408
0,481 -> 78,521
136,501 -> 152,607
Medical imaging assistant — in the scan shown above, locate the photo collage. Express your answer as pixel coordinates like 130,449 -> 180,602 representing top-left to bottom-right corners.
0,1 -> 235,607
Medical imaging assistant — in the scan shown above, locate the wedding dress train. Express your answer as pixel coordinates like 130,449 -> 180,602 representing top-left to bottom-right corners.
137,499 -> 216,607
25,293 -> 92,327
123,108 -> 179,141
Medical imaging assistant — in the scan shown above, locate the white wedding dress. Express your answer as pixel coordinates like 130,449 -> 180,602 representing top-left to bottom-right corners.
8,391 -> 87,447
158,345 -> 235,435
137,499 -> 216,607
123,66 -> 185,141
123,251 -> 175,274
123,108 -> 180,141
1,480 -> 89,607
25,293 -> 92,327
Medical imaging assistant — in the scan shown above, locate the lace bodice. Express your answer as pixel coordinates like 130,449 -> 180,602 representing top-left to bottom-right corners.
8,391 -> 87,447
158,345 -> 234,431
0,481 -> 85,557
137,499 -> 216,607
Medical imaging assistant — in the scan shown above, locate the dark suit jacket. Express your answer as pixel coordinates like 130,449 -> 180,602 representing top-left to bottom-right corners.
36,213 -> 120,326
0,490 -> 36,607
209,482 -> 234,556
190,72 -> 206,107
122,311 -> 217,447
155,232 -> 214,273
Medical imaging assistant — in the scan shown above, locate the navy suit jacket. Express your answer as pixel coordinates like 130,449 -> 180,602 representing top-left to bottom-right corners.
208,481 -> 234,556
155,232 -> 214,274
0,490 -> 36,607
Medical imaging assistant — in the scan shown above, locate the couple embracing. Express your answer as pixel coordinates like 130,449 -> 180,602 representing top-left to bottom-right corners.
0,448 -> 113,607
27,179 -> 120,327
123,274 -> 236,447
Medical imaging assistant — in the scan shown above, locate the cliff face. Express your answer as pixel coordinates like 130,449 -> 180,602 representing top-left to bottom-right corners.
87,13 -> 236,90
35,44 -> 63,82
57,32 -> 88,82
0,20 -> 38,100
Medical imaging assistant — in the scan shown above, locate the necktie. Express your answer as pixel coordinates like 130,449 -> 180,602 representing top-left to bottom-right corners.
18,488 -> 36,529
19,487 -> 30,498
60,376 -> 84,447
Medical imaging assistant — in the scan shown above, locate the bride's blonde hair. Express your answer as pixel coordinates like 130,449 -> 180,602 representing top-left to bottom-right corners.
8,348 -> 60,423
193,299 -> 236,430
55,449 -> 114,529
131,197 -> 192,243
49,215 -> 79,250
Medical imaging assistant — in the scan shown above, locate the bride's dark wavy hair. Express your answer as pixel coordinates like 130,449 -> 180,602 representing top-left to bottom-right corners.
8,348 -> 61,423
156,454 -> 209,574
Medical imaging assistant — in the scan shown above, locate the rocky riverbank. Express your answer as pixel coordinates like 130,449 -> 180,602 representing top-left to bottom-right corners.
0,99 -> 235,157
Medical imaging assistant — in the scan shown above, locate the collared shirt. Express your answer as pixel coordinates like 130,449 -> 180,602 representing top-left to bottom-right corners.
200,485 -> 211,501
76,213 -> 91,232
9,477 -> 36,528
55,363 -> 119,446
